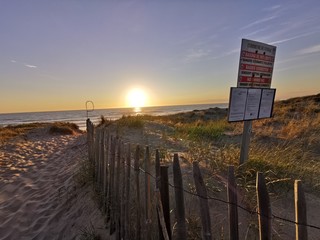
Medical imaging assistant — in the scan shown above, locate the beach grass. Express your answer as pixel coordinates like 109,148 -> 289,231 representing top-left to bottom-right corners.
104,93 -> 320,196
175,119 -> 232,141
116,115 -> 146,128
0,122 -> 81,143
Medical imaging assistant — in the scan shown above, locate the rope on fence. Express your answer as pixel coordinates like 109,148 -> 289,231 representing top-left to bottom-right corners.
124,162 -> 320,231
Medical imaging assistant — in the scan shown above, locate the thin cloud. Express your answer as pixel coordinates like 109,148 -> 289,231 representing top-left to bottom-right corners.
184,49 -> 211,63
298,44 -> 320,55
264,5 -> 281,11
240,16 -> 276,30
243,27 -> 269,38
25,64 -> 38,68
10,60 -> 17,63
270,31 -> 319,45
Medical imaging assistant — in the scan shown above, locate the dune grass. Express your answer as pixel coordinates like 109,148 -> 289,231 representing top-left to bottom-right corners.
182,94 -> 320,196
116,115 -> 146,129
0,122 -> 81,143
175,119 -> 232,141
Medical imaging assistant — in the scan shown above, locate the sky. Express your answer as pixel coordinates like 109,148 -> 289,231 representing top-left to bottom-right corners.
1,0 -> 320,113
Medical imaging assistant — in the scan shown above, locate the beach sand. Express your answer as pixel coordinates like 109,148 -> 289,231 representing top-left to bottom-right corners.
0,127 -> 108,240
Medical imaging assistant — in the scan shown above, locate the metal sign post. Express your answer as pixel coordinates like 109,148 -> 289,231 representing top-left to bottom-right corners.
85,100 -> 95,119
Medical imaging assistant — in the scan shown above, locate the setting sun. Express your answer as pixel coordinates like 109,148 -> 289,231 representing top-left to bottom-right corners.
126,88 -> 147,108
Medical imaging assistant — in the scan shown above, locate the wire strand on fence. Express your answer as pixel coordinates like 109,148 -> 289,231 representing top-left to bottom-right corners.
124,162 -> 320,231
87,125 -> 320,231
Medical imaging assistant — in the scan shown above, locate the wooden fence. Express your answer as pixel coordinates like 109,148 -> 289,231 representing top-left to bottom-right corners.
86,119 -> 310,240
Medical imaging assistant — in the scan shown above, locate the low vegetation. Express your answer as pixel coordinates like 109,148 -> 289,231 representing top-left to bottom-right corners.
0,122 -> 81,143
49,122 -> 80,135
116,115 -> 146,129
104,94 -> 320,196
83,93 -> 319,239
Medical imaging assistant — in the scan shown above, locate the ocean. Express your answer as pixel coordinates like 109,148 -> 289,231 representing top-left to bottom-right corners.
0,103 -> 228,130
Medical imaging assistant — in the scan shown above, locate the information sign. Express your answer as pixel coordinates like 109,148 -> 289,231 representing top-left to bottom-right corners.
228,88 -> 248,122
237,39 -> 276,88
259,89 -> 276,118
228,87 -> 276,122
244,89 -> 262,120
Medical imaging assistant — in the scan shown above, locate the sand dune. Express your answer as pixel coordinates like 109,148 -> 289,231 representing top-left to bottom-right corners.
0,129 -> 108,240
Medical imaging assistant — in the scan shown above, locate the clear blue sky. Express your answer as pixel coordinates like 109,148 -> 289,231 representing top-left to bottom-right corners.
1,0 -> 320,113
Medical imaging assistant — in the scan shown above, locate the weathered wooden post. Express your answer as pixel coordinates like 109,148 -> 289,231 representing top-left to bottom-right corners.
109,137 -> 116,234
115,140 -> 122,240
155,149 -> 161,189
156,190 -> 170,240
193,161 -> 212,240
256,172 -> 272,240
160,165 -> 172,240
94,128 -> 100,184
227,165 -> 239,240
144,146 -> 152,240
99,129 -> 105,191
103,132 -> 110,214
120,142 -> 126,239
124,144 -> 131,240
172,153 -> 187,240
295,180 -> 308,240
134,145 -> 141,240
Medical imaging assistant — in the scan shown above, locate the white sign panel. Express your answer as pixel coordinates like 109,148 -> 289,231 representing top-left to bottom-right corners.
237,39 -> 276,88
228,88 -> 248,122
244,89 -> 262,120
228,87 -> 276,122
259,89 -> 276,118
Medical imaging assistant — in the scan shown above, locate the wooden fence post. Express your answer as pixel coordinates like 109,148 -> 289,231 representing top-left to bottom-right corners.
155,149 -> 164,240
115,140 -> 122,240
120,142 -> 126,239
160,165 -> 172,240
134,145 -> 141,240
156,190 -> 170,240
145,146 -> 152,240
172,154 -> 187,240
156,149 -> 161,189
193,161 -> 212,240
86,119 -> 93,162
227,165 -> 239,240
109,137 -> 116,234
100,129 -> 105,192
103,132 -> 110,214
295,180 -> 308,240
256,172 -> 272,240
125,144 -> 131,240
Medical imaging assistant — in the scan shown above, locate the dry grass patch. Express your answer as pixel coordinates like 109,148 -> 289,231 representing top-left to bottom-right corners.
0,122 -> 81,143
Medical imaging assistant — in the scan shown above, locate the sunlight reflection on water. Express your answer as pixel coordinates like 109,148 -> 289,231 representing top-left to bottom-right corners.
133,107 -> 141,113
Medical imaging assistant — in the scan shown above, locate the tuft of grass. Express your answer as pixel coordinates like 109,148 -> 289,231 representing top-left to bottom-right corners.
116,115 -> 145,129
49,122 -> 80,135
73,158 -> 95,187
0,122 -> 47,143
79,222 -> 101,240
97,115 -> 112,128
0,122 -> 81,143
176,119 -> 232,141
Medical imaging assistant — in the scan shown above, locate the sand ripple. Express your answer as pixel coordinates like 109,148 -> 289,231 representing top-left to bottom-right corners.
0,132 -> 107,240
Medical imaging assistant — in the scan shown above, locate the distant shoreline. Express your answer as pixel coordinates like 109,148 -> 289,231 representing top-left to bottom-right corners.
0,103 -> 228,130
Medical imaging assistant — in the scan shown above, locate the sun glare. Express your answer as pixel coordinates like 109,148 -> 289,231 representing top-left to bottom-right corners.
126,88 -> 147,109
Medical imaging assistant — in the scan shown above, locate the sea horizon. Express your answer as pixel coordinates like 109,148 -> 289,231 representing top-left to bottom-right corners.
0,103 -> 228,130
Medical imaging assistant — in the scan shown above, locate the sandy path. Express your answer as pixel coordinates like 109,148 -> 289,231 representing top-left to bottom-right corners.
0,130 -> 108,240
